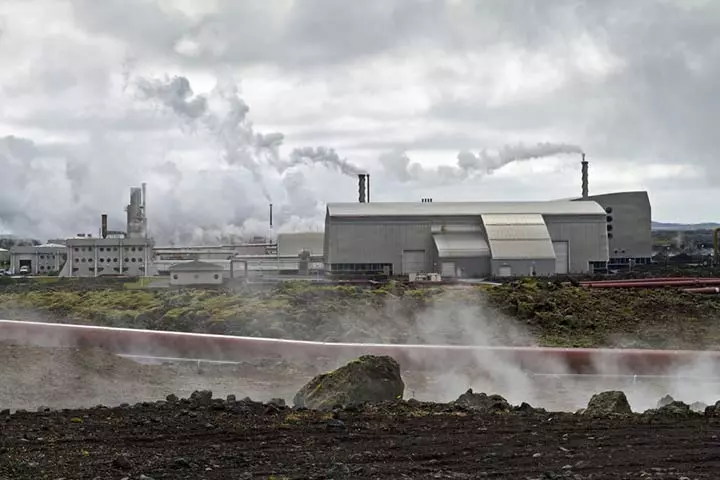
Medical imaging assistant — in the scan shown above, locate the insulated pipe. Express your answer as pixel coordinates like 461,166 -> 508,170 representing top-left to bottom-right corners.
582,279 -> 720,288
581,277 -> 719,284
683,287 -> 720,294
2,320 -> 720,376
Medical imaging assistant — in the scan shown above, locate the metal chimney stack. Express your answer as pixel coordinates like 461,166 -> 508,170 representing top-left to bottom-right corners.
581,154 -> 589,199
358,174 -> 367,203
101,214 -> 108,239
269,203 -> 273,228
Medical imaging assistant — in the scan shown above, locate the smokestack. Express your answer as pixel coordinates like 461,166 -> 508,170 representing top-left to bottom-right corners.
366,174 -> 370,203
269,203 -> 273,228
141,182 -> 147,238
358,174 -> 366,203
581,154 -> 589,199
101,214 -> 108,239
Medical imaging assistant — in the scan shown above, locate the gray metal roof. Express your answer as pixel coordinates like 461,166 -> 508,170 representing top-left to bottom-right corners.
327,200 -> 606,217
169,260 -> 224,272
481,213 -> 556,260
433,232 -> 490,258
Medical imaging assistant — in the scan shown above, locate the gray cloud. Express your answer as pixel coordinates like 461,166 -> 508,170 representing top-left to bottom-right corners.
0,0 -> 717,241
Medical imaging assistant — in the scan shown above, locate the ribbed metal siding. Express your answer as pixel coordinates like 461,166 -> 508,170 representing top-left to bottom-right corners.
327,220 -> 432,274
544,215 -> 608,273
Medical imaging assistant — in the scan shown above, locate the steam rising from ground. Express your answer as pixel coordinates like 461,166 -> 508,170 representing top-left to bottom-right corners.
2,293 -> 720,412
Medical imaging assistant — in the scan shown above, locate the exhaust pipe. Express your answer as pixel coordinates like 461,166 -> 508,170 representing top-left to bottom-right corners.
581,153 -> 589,199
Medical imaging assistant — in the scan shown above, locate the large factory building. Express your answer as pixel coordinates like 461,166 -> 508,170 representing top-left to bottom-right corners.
324,200 -> 611,277
324,164 -> 652,278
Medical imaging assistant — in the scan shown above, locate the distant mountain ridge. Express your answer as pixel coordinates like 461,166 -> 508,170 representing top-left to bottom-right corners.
652,221 -> 720,231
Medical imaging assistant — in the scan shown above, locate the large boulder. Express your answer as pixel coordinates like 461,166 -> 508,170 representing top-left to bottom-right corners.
293,355 -> 404,410
452,389 -> 511,413
583,391 -> 632,416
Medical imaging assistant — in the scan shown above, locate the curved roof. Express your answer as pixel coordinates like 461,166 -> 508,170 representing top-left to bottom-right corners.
327,200 -> 606,218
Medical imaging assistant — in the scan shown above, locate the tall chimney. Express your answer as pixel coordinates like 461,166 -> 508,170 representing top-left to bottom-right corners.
581,154 -> 589,199
101,214 -> 108,239
269,203 -> 273,228
141,182 -> 148,239
358,174 -> 366,203
366,174 -> 370,203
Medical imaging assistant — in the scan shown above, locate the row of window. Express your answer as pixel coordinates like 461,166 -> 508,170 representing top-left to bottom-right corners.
171,274 -> 220,280
73,246 -> 144,253
71,266 -> 146,273
74,257 -> 144,264
38,255 -> 57,260
330,263 -> 393,273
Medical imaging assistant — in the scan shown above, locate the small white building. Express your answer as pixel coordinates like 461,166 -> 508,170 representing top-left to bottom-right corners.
169,260 -> 224,286
9,244 -> 67,275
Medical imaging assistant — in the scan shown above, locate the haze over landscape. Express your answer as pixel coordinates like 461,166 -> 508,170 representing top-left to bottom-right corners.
0,0 -> 718,243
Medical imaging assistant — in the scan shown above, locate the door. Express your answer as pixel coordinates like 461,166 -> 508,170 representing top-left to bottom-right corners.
402,250 -> 426,274
441,261 -> 456,277
498,265 -> 512,277
553,241 -> 569,274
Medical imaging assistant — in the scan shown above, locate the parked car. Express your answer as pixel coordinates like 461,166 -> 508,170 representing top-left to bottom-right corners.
19,266 -> 30,275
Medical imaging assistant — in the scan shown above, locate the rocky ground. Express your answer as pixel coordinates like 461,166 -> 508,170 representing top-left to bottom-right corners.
3,391 -> 720,480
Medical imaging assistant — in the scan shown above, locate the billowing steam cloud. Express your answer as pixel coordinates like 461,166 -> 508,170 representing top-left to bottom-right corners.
287,147 -> 363,176
135,75 -> 277,200
381,142 -> 584,183
0,70 -> 585,245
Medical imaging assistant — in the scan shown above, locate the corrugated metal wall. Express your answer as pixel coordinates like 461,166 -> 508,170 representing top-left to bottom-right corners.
544,215 -> 608,273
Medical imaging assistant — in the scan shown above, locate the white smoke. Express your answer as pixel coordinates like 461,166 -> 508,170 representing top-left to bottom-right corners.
381,142 -> 584,183
287,146 -> 363,176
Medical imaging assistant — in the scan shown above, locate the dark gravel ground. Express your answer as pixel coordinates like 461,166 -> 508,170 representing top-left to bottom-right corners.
2,395 -> 720,480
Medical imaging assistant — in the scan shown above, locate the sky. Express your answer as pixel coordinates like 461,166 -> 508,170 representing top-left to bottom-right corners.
0,0 -> 718,244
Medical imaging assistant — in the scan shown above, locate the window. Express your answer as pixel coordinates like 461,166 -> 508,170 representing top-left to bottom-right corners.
605,207 -> 613,214
607,224 -> 613,232
99,258 -> 105,263
99,247 -> 104,252
138,247 -> 143,252
608,233 -> 614,239
606,215 -> 613,222
39,255 -> 45,260
173,274 -> 178,280
113,258 -> 118,263
113,247 -> 118,251
131,247 -> 136,252
213,274 -> 219,280
124,258 -> 129,263
74,248 -> 79,252
75,258 -> 79,263
131,258 -> 136,262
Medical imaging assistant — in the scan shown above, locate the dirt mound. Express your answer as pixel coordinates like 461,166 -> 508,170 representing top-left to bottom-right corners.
293,355 -> 404,410
452,389 -> 511,413
582,391 -> 632,416
643,400 -> 700,419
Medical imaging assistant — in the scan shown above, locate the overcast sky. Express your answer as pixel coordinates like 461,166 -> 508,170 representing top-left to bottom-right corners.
1,0 -> 718,243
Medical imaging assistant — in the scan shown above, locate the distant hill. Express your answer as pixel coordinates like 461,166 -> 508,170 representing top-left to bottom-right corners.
652,222 -> 720,231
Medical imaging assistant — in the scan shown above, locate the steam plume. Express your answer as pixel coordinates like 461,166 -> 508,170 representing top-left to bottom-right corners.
382,142 -> 584,183
135,74 -> 279,200
288,146 -> 363,176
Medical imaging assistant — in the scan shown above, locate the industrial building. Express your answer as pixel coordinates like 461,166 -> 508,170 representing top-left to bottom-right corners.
324,160 -> 653,277
59,184 -> 154,277
9,243 -> 66,275
169,260 -> 224,286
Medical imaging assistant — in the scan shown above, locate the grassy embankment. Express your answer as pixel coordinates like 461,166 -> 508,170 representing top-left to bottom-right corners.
1,278 -> 720,348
